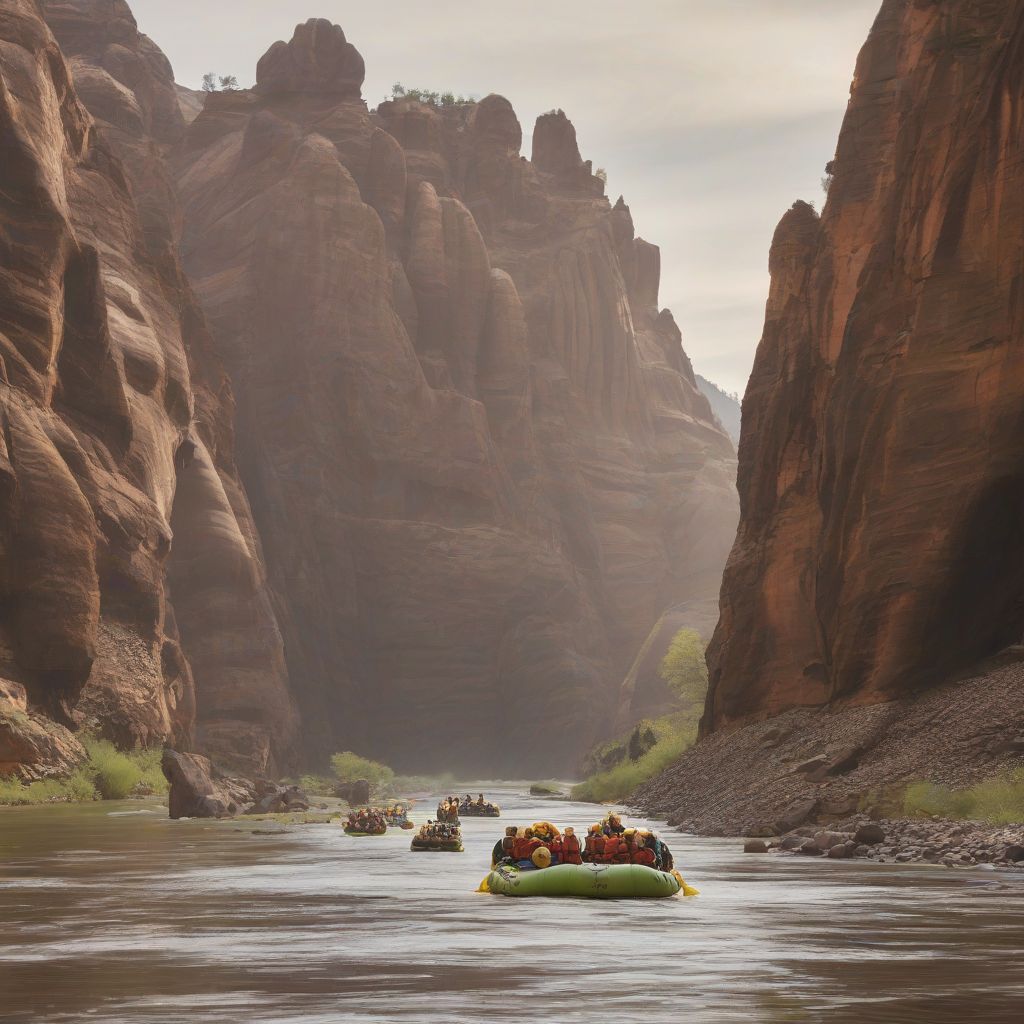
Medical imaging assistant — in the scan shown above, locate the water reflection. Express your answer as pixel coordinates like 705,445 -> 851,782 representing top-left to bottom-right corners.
1,786 -> 1022,1022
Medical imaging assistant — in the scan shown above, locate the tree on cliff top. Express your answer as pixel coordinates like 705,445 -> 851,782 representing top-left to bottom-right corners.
389,82 -> 472,107
658,628 -> 708,711
201,73 -> 239,92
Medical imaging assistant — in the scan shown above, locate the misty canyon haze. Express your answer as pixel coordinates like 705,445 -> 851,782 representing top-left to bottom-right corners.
0,0 -> 737,779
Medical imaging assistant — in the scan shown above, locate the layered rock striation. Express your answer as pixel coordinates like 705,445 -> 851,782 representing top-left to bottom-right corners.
170,19 -> 737,773
3,5 -> 735,778
705,0 -> 1024,735
0,0 -> 295,777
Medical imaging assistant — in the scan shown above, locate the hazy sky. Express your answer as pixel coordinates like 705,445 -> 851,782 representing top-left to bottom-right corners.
132,0 -> 880,395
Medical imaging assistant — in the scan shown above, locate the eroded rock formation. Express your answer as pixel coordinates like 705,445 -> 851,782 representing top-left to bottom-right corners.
170,19 -> 737,773
0,0 -> 295,777
705,0 -> 1024,733
3,3 -> 735,778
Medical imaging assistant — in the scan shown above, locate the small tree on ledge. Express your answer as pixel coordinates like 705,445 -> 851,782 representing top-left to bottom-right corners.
200,73 -> 240,93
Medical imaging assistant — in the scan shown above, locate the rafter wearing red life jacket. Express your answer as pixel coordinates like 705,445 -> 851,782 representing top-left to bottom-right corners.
603,834 -> 630,864
548,834 -> 564,865
562,828 -> 582,865
631,838 -> 657,868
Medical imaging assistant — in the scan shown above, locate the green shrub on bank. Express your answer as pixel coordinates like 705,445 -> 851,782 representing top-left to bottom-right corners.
902,782 -> 975,820
583,722 -> 659,777
903,768 -> 1024,826
297,774 -> 336,796
82,737 -> 140,799
0,739 -> 168,806
329,751 -> 394,795
571,716 -> 696,803
658,628 -> 708,708
0,769 -> 98,805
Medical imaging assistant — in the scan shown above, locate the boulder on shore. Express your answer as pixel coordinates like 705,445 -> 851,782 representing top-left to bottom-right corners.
246,780 -> 310,815
855,823 -> 886,846
161,749 -> 255,819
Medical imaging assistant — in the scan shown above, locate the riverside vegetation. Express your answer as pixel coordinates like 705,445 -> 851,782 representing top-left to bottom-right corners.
572,628 -> 707,802
902,769 -> 1024,826
0,738 -> 167,805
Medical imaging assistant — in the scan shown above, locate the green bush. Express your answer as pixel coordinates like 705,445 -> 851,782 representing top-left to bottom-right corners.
297,774 -> 335,796
131,747 -> 169,795
582,721 -> 660,777
970,769 -> 1024,825
903,769 -> 1024,826
329,751 -> 394,795
0,735 -> 172,806
571,717 -> 696,803
0,770 -> 98,805
83,737 -> 141,799
658,628 -> 708,712
902,781 -> 974,820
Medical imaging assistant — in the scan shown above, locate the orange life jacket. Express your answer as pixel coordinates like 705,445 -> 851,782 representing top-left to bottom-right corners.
632,846 -> 656,868
563,833 -> 582,865
606,838 -> 629,863
515,837 -> 542,861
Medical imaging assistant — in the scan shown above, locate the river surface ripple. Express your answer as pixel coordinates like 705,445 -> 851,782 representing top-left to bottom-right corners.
1,785 -> 1023,1023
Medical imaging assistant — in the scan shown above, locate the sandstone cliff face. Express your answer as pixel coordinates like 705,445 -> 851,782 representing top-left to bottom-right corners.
170,19 -> 737,773
3,5 -> 735,778
0,0 -> 295,777
706,0 -> 1024,733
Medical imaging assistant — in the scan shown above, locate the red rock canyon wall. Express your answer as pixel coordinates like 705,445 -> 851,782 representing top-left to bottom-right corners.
3,3 -> 737,776
706,0 -> 1024,734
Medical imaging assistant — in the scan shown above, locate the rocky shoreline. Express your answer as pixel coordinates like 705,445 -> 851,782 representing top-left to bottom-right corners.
161,750 -> 311,819
631,654 -> 1024,837
742,815 -> 1024,871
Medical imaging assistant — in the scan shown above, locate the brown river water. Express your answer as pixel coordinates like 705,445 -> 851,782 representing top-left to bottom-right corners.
2,785 -> 1023,1023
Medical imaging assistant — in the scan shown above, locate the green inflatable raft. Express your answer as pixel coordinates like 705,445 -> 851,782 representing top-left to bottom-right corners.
479,862 -> 695,899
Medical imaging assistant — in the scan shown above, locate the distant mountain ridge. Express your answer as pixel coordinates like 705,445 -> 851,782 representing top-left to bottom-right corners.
696,375 -> 740,446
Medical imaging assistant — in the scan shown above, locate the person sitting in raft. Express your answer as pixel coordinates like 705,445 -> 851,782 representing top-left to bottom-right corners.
582,824 -> 604,863
603,831 -> 630,864
562,826 -> 582,865
513,827 -> 542,866
637,829 -> 664,870
603,812 -> 625,836
631,834 -> 657,868
548,830 -> 564,865
477,793 -> 485,806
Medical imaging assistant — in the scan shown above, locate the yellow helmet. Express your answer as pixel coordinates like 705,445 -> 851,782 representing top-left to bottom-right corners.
531,846 -> 552,869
